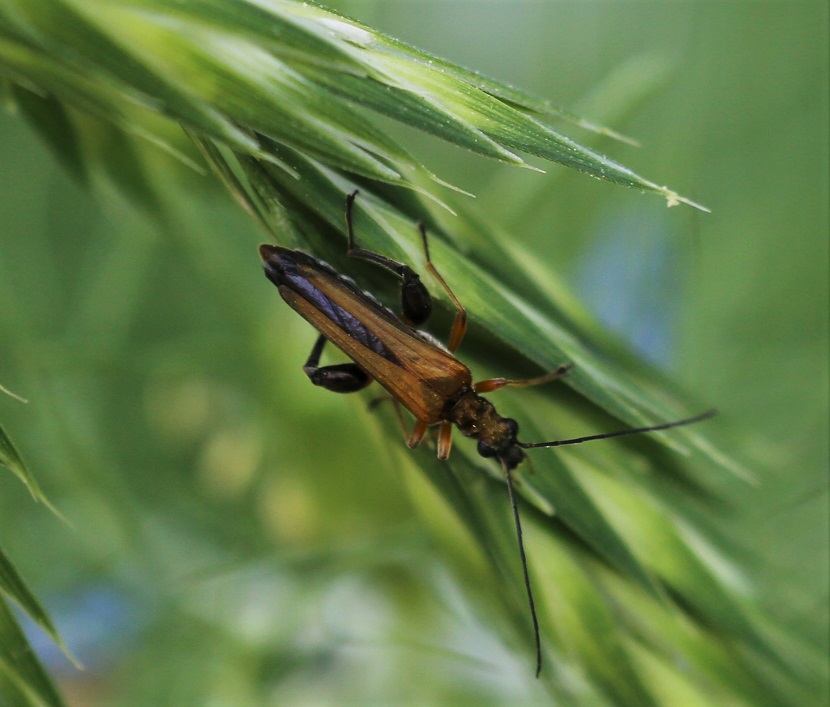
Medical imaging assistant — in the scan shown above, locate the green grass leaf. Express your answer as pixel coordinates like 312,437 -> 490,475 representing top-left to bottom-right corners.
0,598 -> 66,707
1,399 -> 74,706
0,422 -> 59,513
0,0 -> 703,207
0,547 -> 75,668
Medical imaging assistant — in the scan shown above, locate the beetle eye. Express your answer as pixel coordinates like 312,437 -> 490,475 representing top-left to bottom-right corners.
477,439 -> 497,458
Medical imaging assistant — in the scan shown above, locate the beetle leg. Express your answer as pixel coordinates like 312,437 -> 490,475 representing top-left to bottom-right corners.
303,334 -> 372,393
345,191 -> 433,326
436,422 -> 454,460
387,400 -> 430,450
407,419 -> 429,449
474,363 -> 572,394
417,221 -> 468,353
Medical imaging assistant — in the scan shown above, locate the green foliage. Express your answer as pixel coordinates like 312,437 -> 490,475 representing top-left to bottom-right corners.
0,0 -> 703,207
0,1 -> 826,705
1,418 -> 66,707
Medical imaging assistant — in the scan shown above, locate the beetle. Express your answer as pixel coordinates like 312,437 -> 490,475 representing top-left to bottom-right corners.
259,191 -> 714,676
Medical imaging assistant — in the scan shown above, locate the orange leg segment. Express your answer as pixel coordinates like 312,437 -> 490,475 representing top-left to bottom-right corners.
390,400 -> 429,449
407,420 -> 429,449
418,223 -> 468,353
436,422 -> 454,460
474,363 -> 572,394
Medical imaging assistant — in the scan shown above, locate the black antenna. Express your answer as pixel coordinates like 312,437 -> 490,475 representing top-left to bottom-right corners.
502,458 -> 542,678
518,409 -> 716,450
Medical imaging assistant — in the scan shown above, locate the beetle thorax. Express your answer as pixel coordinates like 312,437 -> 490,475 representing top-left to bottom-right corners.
447,392 -> 521,462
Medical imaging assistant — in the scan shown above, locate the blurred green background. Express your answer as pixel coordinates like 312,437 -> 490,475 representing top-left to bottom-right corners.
1,2 -> 827,705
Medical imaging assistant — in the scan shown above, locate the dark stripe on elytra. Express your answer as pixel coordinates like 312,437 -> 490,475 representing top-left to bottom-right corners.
279,254 -> 401,364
